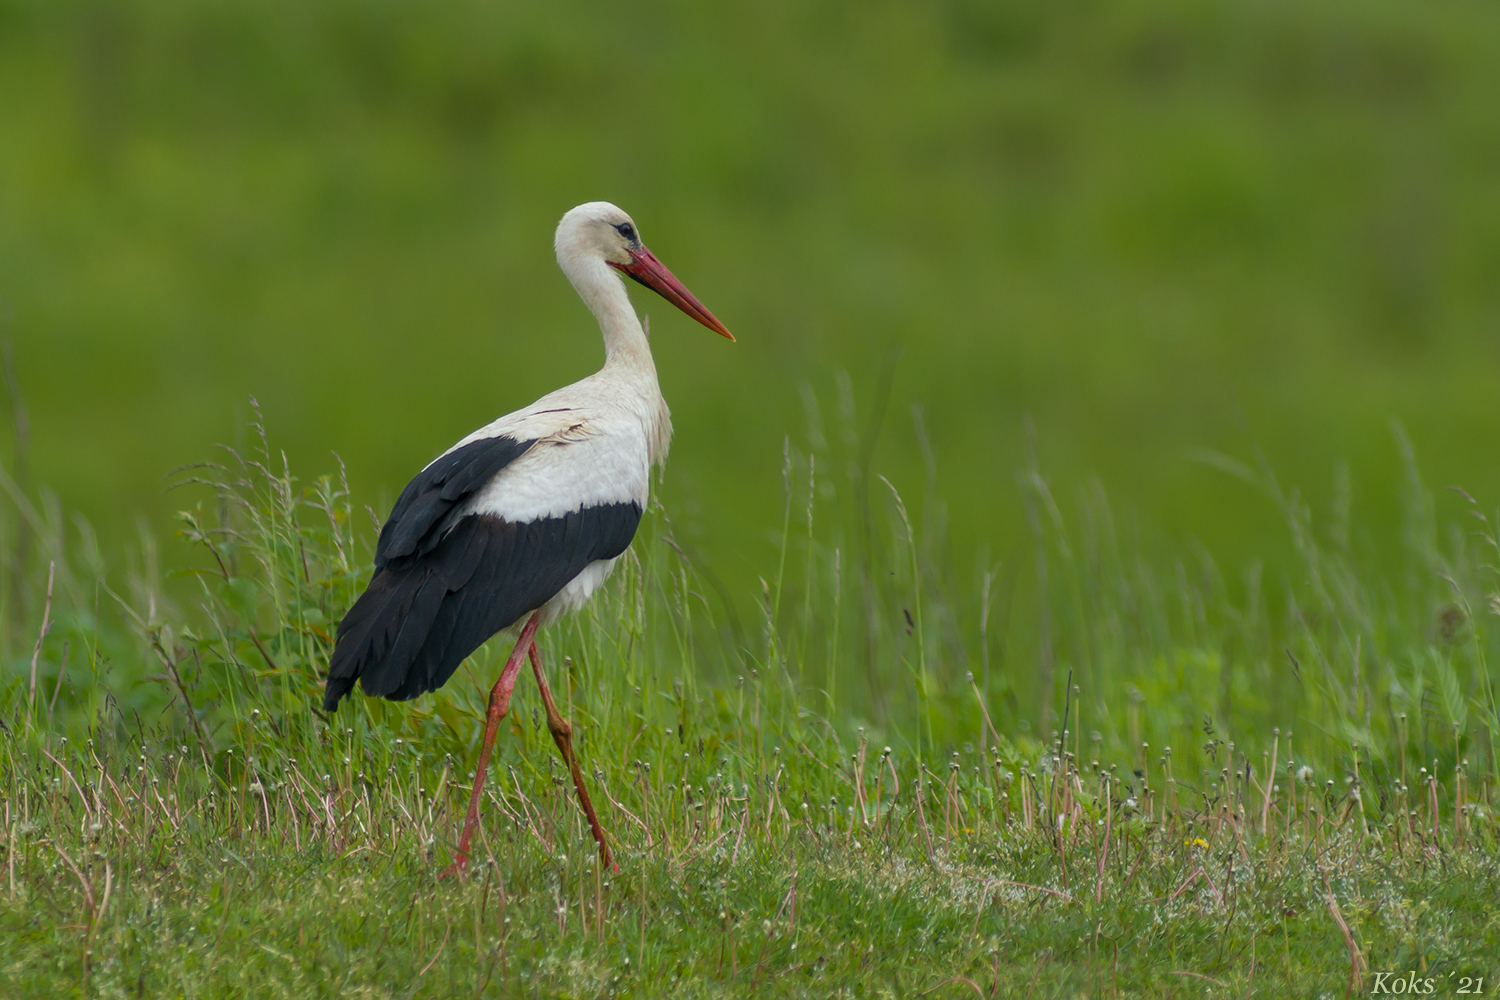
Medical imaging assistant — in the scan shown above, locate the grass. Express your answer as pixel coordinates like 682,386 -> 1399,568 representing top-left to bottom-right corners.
2,409 -> 1499,997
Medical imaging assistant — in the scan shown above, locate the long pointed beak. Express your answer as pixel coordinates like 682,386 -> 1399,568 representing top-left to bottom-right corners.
611,246 -> 735,341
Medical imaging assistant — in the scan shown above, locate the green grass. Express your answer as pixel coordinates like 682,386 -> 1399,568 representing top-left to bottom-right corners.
5,2 -> 1500,993
2,414 -> 1498,997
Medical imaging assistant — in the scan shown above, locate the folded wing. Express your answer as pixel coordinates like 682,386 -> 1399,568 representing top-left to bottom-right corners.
323,432 -> 642,710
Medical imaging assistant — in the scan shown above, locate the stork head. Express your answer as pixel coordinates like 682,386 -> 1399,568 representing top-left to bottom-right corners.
555,202 -> 734,341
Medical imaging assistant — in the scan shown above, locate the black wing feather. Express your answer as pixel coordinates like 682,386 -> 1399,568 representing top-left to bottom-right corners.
375,435 -> 535,566
323,434 -> 642,711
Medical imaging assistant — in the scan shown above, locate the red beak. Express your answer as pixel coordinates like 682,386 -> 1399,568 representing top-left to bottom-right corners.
611,246 -> 735,341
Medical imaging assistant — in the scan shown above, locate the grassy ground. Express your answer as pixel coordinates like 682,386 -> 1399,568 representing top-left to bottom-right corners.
3,733 -> 1497,998
1,417 -> 1498,997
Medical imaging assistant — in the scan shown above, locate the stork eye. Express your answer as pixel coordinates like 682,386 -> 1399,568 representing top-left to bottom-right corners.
614,223 -> 636,241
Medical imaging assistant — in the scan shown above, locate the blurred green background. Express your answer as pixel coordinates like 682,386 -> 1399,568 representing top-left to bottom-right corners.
2,0 -> 1498,610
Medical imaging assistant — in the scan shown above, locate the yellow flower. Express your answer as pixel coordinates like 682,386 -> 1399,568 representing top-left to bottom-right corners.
1185,838 -> 1207,849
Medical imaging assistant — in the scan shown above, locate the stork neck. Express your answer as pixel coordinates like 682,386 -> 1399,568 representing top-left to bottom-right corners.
564,256 -> 656,374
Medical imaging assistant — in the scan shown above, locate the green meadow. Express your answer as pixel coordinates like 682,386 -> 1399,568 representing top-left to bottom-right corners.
2,0 -> 1499,996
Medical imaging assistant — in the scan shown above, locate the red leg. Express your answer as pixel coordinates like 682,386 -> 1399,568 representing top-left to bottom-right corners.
442,612 -> 541,877
529,642 -> 618,873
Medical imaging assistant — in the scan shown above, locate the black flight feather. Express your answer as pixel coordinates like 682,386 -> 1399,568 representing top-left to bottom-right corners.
323,435 -> 642,711
375,435 -> 536,566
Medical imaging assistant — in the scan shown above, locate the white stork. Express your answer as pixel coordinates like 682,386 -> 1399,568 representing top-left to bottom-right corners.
322,202 -> 733,873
